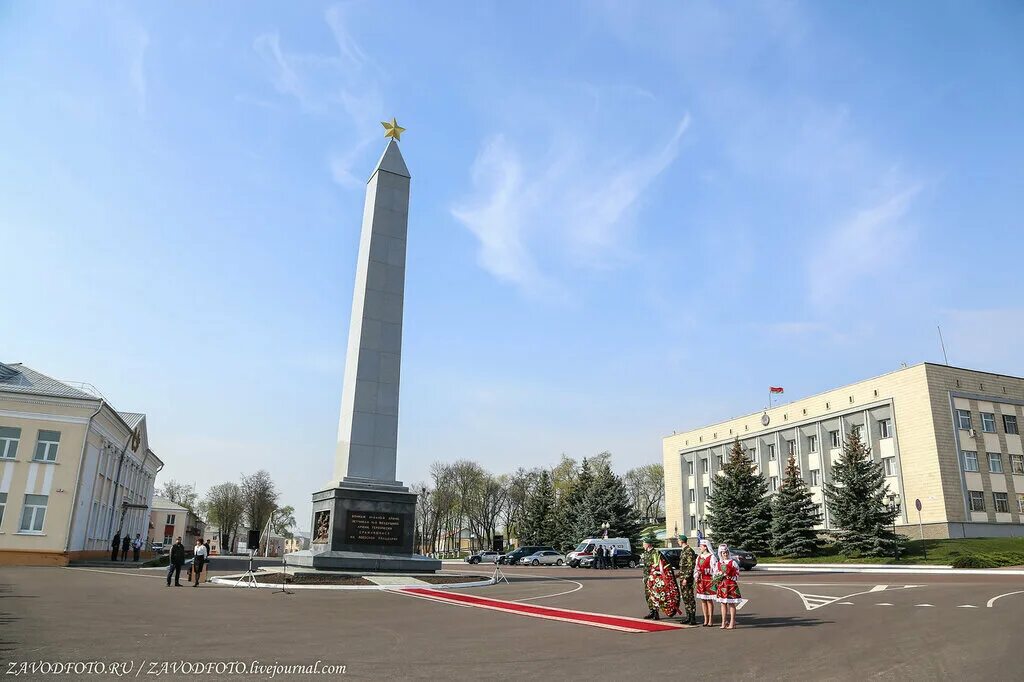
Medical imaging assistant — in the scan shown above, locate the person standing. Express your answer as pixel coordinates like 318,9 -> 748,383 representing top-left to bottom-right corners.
167,537 -> 185,587
694,539 -> 719,627
640,536 -> 679,620
677,534 -> 698,625
132,534 -> 142,562
596,544 -> 605,570
192,538 -> 207,587
203,539 -> 212,582
110,532 -> 121,562
714,544 -> 742,630
121,534 -> 131,562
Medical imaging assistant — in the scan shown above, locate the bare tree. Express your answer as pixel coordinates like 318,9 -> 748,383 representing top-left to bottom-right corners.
466,474 -> 508,548
624,463 -> 665,523
240,470 -> 279,542
202,482 -> 245,553
158,480 -> 198,512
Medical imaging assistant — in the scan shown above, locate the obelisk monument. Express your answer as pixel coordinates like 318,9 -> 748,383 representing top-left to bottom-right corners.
289,119 -> 440,572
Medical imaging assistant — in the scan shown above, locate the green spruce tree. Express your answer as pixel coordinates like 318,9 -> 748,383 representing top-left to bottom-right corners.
824,428 -> 903,557
705,438 -> 772,552
553,458 -> 592,551
770,453 -> 821,557
582,459 -> 641,545
521,470 -> 556,546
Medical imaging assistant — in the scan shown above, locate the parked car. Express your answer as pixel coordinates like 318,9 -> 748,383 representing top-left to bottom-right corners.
566,537 -> 632,567
498,546 -> 556,565
150,542 -> 164,555
730,548 -> 758,570
657,548 -> 681,569
519,550 -> 566,566
464,551 -> 500,564
579,549 -> 641,569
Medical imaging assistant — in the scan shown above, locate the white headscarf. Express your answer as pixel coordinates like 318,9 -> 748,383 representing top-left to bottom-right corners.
718,543 -> 729,556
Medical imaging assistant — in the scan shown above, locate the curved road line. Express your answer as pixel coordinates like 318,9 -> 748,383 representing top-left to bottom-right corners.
986,590 -> 1024,608
446,568 -> 584,602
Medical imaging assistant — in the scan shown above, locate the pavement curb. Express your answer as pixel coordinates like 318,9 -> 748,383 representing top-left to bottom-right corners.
209,574 -> 496,590
755,565 -> 1024,576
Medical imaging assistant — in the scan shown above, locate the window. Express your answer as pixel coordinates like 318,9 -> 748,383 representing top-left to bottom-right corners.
165,514 -> 176,525
1004,414 -> 1019,435
809,469 -> 821,486
19,494 -> 48,532
1017,494 -> 1024,515
701,459 -> 709,474
0,492 -> 6,527
962,451 -> 979,472
0,426 -> 20,459
770,476 -> 779,491
988,452 -> 1003,474
968,490 -> 985,512
807,434 -> 818,453
830,430 -> 841,448
1011,454 -> 1024,475
787,440 -> 796,456
882,457 -> 897,477
981,412 -> 996,433
957,409 -> 972,431
687,461 -> 694,476
716,455 -> 723,469
767,444 -> 776,461
813,504 -> 823,522
33,430 -> 60,462
879,419 -> 892,439
689,489 -> 696,502
689,515 -> 696,529
703,486 -> 710,499
993,492 -> 1009,514
851,424 -> 861,438
163,533 -> 173,545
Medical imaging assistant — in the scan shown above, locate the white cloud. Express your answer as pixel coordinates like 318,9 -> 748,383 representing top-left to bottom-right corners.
452,117 -> 689,295
807,185 -> 920,305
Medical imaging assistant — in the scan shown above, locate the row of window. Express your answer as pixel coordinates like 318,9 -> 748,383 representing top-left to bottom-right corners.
0,492 -> 48,533
690,504 -> 825,530
961,451 -> 1024,475
967,490 -> 1024,514
957,410 -> 1019,435
0,426 -> 61,462
687,458 -> 899,501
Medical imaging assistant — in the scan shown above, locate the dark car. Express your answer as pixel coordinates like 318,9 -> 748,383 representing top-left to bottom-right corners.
730,548 -> 758,570
580,548 -> 641,569
498,546 -> 556,565
657,548 -> 682,569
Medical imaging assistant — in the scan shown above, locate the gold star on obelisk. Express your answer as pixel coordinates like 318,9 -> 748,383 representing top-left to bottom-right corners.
381,118 -> 406,141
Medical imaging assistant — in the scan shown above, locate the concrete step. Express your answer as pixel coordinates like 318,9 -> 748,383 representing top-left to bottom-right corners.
68,560 -> 147,568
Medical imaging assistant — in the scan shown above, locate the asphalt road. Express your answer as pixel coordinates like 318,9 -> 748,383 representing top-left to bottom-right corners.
2,563 -> 1022,680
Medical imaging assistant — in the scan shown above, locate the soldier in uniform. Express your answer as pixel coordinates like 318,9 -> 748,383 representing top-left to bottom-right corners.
677,534 -> 698,625
640,535 -> 680,620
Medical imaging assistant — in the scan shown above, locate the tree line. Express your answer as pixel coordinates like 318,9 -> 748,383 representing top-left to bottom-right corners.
706,429 -> 903,558
414,454 -> 665,555
157,470 -> 297,554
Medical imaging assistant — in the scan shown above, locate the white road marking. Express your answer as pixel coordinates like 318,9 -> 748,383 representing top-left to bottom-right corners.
763,583 -> 921,611
444,568 -> 585,603
838,601 -> 854,605
957,605 -> 978,608
869,585 -> 889,592
64,567 -> 162,579
916,604 -> 934,607
875,603 -> 893,606
987,590 -> 1024,608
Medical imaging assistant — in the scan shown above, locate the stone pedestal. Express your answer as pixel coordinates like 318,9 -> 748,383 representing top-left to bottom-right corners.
286,485 -> 440,572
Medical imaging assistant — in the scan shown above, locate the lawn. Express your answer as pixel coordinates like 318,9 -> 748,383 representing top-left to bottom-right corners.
758,536 -> 1024,566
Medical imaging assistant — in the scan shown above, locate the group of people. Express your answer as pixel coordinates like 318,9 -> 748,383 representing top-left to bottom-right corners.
165,537 -> 210,588
640,534 -> 743,629
109,532 -> 144,562
591,544 -> 618,569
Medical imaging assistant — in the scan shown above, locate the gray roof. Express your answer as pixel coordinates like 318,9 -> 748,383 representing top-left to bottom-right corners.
118,412 -> 145,430
0,363 -> 98,401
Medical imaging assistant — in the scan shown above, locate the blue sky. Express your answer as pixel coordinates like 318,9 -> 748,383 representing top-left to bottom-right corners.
3,2 -> 1023,527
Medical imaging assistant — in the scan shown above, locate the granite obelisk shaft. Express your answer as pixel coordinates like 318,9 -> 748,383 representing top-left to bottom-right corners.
333,139 -> 411,490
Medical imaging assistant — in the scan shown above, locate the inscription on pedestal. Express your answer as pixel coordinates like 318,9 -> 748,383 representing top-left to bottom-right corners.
344,510 -> 405,546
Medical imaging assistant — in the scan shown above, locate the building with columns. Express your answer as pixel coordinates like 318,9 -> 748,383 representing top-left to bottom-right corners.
663,363 -> 1024,541
0,362 -> 163,565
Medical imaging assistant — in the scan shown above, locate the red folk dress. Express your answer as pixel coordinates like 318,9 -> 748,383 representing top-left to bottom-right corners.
715,558 -> 742,604
694,552 -> 718,601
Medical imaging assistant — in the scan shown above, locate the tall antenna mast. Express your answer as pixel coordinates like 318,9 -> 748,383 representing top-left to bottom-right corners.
937,325 -> 949,366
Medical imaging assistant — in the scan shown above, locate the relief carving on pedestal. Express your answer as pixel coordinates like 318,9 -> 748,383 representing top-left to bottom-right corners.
312,510 -> 331,544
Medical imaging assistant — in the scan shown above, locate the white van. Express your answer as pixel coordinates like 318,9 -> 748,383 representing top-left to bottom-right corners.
566,537 -> 632,567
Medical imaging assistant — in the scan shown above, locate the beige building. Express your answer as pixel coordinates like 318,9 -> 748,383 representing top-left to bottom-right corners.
284,531 -> 310,554
664,363 -> 1024,541
148,495 -> 205,550
0,363 -> 163,565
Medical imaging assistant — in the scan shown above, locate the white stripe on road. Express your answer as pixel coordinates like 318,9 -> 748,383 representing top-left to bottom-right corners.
64,567 -> 162,579
957,605 -> 978,608
869,585 -> 888,592
987,591 -> 1024,608
916,604 -> 934,607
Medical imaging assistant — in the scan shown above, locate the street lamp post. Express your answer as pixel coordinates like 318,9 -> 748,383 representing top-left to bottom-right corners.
886,493 -> 902,561
600,521 -> 610,540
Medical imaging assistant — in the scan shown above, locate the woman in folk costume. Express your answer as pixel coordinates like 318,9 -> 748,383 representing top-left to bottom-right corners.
714,543 -> 742,629
640,536 -> 681,620
693,539 -> 719,626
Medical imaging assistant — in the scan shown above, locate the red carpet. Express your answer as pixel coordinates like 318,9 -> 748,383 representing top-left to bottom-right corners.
399,587 -> 686,633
